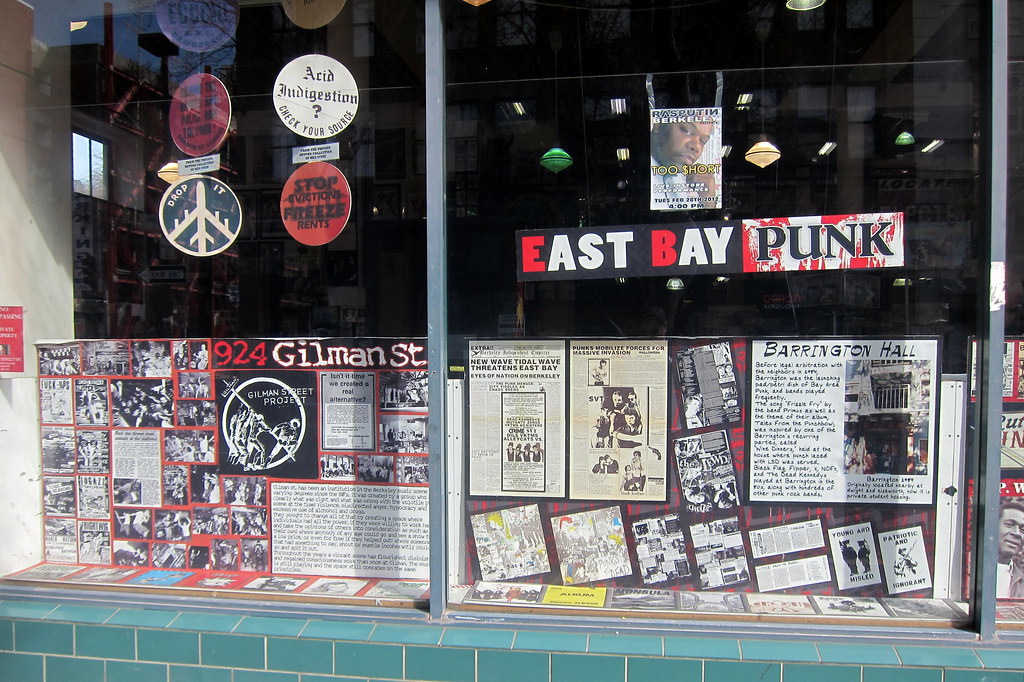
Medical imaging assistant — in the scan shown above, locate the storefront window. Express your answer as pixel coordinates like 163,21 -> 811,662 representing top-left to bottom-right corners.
4,0 -> 433,606
448,0 -> 983,625
0,0 -> 1014,636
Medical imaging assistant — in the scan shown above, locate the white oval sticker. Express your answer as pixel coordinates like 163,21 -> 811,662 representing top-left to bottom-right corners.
273,54 -> 359,139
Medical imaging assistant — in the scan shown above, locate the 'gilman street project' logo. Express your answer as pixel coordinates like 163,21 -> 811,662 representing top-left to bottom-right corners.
220,376 -> 309,473
159,176 -> 243,257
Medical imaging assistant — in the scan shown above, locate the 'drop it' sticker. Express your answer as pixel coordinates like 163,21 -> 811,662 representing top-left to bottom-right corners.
159,175 -> 243,257
169,73 -> 232,157
273,54 -> 359,139
279,162 -> 351,246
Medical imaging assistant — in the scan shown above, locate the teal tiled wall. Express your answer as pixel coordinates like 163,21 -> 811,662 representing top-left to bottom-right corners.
0,599 -> 1022,682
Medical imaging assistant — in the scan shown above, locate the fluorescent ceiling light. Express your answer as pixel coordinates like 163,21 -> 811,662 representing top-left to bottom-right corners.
736,93 -> 753,105
921,139 -> 945,153
615,147 -> 630,162
610,98 -> 627,115
817,141 -> 837,156
511,101 -> 525,116
721,145 -> 732,158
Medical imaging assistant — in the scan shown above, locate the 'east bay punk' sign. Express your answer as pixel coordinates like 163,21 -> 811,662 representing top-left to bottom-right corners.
516,212 -> 903,281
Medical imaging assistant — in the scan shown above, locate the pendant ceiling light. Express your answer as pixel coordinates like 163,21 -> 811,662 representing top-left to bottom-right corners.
461,0 -> 491,5
786,0 -> 827,10
895,131 -> 915,145
745,139 -> 781,168
540,147 -> 573,173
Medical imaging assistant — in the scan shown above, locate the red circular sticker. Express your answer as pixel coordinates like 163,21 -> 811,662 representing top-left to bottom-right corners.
169,73 -> 232,157
279,162 -> 352,246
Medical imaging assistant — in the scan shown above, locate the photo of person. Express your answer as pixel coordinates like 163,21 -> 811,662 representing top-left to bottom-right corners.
592,387 -> 645,449
650,107 -> 722,211
997,498 -> 1024,598
589,358 -> 609,386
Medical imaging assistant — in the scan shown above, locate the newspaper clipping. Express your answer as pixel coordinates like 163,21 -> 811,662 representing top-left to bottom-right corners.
631,512 -> 691,585
754,555 -> 831,592
468,340 -> 566,497
676,341 -> 742,429
111,430 -> 163,507
748,338 -> 938,505
320,371 -> 376,451
748,519 -> 825,559
690,515 -> 750,589
569,340 -> 667,501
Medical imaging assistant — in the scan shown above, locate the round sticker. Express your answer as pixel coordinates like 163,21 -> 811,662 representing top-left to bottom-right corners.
169,73 -> 232,157
279,162 -> 351,246
281,0 -> 347,29
273,54 -> 359,139
159,176 -> 243,257
155,0 -> 239,53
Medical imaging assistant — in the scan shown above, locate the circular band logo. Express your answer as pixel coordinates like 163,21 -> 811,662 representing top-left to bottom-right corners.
169,73 -> 232,157
273,54 -> 359,139
155,0 -> 239,53
220,377 -> 307,472
159,176 -> 243,257
279,162 -> 352,246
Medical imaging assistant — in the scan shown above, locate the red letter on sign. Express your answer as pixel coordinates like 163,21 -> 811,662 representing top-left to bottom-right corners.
521,235 -> 546,272
651,230 -> 677,267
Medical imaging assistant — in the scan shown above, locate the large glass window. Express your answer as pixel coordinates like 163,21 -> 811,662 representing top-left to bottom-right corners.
447,0 -> 984,626
4,0 -> 432,607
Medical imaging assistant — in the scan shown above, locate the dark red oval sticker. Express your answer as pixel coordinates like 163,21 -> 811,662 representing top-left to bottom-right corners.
279,162 -> 352,246
169,73 -> 231,157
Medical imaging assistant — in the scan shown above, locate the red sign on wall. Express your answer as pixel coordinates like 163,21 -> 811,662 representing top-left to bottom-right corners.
0,305 -> 25,372
279,162 -> 352,246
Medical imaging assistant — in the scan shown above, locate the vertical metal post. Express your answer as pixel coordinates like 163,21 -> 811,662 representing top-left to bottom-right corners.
975,0 -> 1007,641
424,0 -> 449,621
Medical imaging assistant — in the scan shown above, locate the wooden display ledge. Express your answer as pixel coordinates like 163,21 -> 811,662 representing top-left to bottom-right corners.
1,562 -> 429,610
447,581 -> 975,630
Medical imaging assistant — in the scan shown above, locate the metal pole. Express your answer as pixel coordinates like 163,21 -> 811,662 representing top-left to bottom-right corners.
424,0 -> 449,621
974,0 -> 1007,641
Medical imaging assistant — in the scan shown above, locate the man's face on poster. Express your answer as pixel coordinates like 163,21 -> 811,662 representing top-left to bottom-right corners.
999,505 -> 1024,562
653,120 -> 714,167
611,392 -> 624,408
